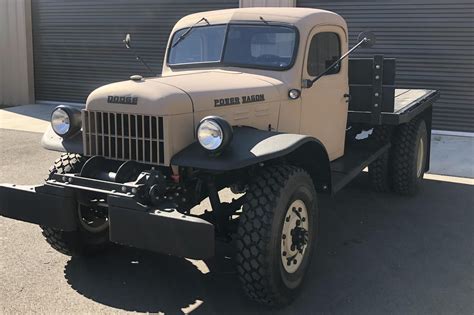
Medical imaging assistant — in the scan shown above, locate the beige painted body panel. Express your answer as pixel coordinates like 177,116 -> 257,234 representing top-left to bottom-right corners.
86,70 -> 282,116
86,79 -> 193,115
84,8 -> 350,165
163,8 -> 346,89
167,113 -> 194,165
85,70 -> 284,165
162,7 -> 348,161
300,25 -> 349,160
151,71 -> 282,112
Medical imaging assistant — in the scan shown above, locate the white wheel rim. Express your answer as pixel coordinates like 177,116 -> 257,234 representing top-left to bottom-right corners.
281,199 -> 309,274
416,137 -> 424,177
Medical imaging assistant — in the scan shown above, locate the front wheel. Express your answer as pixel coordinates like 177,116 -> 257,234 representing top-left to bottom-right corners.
42,153 -> 110,256
235,165 -> 318,306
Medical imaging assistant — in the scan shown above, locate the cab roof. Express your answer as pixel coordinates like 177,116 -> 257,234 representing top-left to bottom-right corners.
173,7 -> 347,32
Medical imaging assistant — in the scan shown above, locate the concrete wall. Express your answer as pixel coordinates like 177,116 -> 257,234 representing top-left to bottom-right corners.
240,0 -> 295,7
0,0 -> 34,106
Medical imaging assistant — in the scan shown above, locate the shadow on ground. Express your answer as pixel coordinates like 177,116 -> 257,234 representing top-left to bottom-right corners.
63,174 -> 473,314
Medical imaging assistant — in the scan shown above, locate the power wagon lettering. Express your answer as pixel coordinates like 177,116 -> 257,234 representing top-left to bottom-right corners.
214,94 -> 265,106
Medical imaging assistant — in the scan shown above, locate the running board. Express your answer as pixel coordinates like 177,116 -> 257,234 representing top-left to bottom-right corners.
330,142 -> 390,193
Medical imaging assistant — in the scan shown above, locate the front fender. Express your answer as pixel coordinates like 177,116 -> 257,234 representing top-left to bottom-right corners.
41,125 -> 83,154
171,127 -> 332,192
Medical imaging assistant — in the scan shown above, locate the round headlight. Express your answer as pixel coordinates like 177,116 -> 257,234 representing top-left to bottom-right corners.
51,108 -> 71,136
197,116 -> 233,153
197,120 -> 223,150
51,105 -> 82,137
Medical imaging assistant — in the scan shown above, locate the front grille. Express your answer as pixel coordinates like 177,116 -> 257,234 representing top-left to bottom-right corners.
83,110 -> 165,165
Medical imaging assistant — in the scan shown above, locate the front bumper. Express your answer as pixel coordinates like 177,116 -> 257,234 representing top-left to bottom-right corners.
0,184 -> 78,230
0,183 -> 215,259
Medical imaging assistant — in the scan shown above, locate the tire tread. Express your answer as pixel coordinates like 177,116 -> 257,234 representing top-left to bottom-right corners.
235,165 -> 310,306
41,153 -> 97,256
391,118 -> 426,195
368,126 -> 393,192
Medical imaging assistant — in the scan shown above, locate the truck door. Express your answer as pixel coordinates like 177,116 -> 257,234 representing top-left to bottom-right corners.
300,26 -> 349,161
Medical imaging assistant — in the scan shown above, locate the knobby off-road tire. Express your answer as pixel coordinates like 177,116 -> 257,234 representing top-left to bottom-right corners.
368,125 -> 393,192
391,118 -> 428,195
41,153 -> 110,256
235,165 -> 318,307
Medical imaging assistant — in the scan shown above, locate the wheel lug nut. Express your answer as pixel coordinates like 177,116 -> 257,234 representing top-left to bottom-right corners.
296,220 -> 301,226
293,259 -> 297,265
298,207 -> 302,212
282,251 -> 287,256
302,217 -> 306,222
282,234 -> 286,239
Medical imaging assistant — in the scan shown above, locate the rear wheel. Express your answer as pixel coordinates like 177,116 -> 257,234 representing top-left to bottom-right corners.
42,153 -> 110,256
391,119 -> 428,195
368,125 -> 393,192
235,165 -> 318,307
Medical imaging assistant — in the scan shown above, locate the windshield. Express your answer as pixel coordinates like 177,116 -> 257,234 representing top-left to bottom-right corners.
168,24 -> 298,70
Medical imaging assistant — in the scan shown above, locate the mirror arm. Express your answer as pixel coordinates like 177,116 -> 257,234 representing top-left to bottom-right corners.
304,37 -> 369,88
123,35 -> 156,76
130,48 -> 155,76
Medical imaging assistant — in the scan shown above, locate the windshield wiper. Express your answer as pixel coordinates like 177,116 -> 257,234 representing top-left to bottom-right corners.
171,17 -> 210,48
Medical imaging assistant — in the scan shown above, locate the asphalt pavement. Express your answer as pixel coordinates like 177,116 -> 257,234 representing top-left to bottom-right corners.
1,128 -> 473,314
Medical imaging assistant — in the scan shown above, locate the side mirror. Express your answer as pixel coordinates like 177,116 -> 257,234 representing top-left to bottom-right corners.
358,31 -> 376,48
123,33 -> 131,49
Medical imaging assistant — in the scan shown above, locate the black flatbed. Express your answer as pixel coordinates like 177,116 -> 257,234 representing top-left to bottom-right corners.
348,89 -> 440,125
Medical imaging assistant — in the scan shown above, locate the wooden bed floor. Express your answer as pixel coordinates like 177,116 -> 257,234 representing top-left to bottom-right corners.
394,89 -> 435,113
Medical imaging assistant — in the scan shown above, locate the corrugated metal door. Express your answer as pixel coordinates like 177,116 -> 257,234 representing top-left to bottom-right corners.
31,0 -> 238,104
298,0 -> 474,132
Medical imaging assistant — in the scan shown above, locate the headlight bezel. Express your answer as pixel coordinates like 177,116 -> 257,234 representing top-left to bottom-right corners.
196,116 -> 233,153
51,105 -> 82,138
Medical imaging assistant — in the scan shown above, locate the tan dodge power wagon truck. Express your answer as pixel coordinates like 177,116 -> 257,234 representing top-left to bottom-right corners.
0,8 -> 439,306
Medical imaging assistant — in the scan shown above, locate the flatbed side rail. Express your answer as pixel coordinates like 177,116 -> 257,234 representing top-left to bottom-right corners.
348,90 -> 439,125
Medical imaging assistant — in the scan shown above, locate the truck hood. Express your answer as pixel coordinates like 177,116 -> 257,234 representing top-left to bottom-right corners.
86,78 -> 193,115
86,70 -> 282,115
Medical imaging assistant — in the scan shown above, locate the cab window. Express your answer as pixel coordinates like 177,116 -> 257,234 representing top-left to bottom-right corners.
307,32 -> 341,77
168,24 -> 297,70
168,25 -> 226,65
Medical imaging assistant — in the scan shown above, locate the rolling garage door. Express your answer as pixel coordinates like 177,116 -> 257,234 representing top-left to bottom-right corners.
298,0 -> 474,132
31,0 -> 238,104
